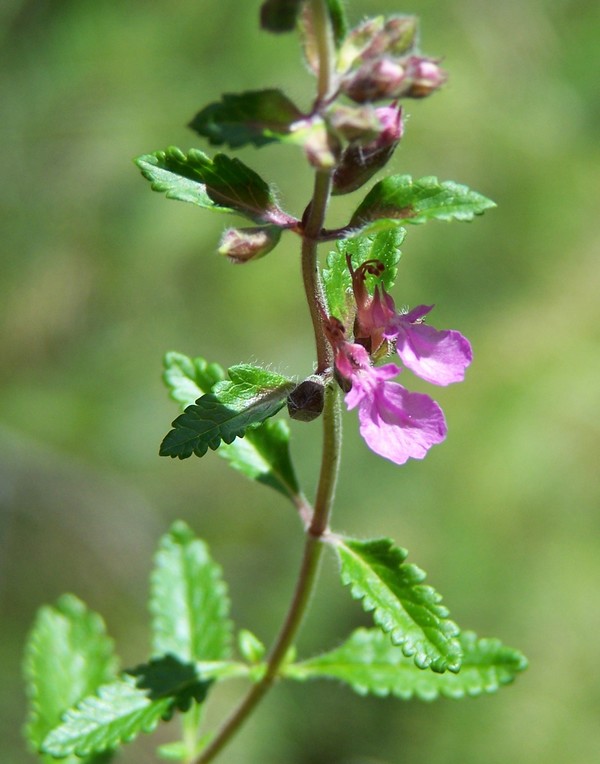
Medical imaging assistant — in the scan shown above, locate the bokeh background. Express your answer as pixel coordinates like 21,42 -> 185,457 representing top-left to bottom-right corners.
2,0 -> 599,762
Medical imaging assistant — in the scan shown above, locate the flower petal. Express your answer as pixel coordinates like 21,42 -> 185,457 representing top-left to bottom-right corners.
352,381 -> 447,464
345,361 -> 402,410
392,321 -> 472,385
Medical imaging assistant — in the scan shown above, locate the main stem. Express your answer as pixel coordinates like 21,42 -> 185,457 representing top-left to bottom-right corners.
193,4 -> 339,762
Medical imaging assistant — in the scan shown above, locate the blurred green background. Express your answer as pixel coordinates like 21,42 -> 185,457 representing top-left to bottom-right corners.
2,0 -> 599,762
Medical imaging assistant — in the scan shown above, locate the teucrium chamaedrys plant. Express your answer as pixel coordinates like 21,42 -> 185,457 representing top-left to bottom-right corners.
23,2 -> 527,762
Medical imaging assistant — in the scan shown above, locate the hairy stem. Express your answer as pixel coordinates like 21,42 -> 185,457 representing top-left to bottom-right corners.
302,170 -> 334,374
192,5 -> 340,761
311,0 -> 335,104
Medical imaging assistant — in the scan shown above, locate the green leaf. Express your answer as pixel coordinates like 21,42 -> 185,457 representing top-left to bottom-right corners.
194,661 -> 252,682
333,537 -> 462,673
163,352 -> 226,409
326,0 -> 348,46
135,147 -> 294,226
41,675 -> 176,758
323,228 -> 405,324
284,628 -> 528,700
349,175 -> 496,228
160,364 -> 295,459
189,89 -> 303,149
150,521 -> 232,662
345,216 -> 408,239
163,353 -> 301,498
157,741 -> 189,761
24,594 -> 118,763
222,418 -> 300,495
260,0 -> 304,32
127,655 -> 212,710
237,629 -> 267,664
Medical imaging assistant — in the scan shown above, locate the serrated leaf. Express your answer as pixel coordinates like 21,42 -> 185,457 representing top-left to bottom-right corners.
222,418 -> 300,495
160,365 -> 295,459
163,353 -> 301,498
349,175 -> 496,228
189,89 -> 303,149
127,655 -> 212,711
24,594 -> 118,763
135,147 -> 294,226
333,537 -> 462,673
346,216 -> 407,238
260,0 -> 304,32
163,352 -> 226,409
284,628 -> 527,700
323,228 -> 405,323
41,675 -> 175,758
150,521 -> 232,662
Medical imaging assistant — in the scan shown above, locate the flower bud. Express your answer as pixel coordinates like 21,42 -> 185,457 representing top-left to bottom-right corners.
341,58 -> 407,103
287,376 -> 325,422
332,104 -> 403,195
218,225 -> 282,264
403,56 -> 447,98
290,116 -> 340,169
381,16 -> 419,57
359,15 -> 419,61
327,104 -> 381,143
337,16 -> 386,73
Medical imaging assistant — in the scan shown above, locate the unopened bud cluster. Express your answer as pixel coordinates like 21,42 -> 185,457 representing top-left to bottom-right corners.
315,14 -> 445,193
338,15 -> 446,103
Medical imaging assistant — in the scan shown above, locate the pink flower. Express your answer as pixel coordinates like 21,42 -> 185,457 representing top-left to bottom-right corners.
348,262 -> 472,386
332,336 -> 447,465
384,302 -> 473,386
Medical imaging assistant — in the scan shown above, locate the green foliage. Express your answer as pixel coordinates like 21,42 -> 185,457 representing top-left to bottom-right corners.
238,629 -> 267,664
333,537 -> 462,673
223,418 -> 301,495
135,147 -> 294,226
17,0 -> 534,760
150,521 -> 232,662
189,89 -> 303,149
24,594 -> 118,764
163,352 -> 226,409
40,675 -> 181,758
323,228 -> 404,323
260,0 -> 304,32
349,175 -> 496,228
346,216 -> 407,239
163,353 -> 301,498
160,364 -> 295,459
157,741 -> 190,761
284,628 -> 528,700
325,0 -> 349,46
128,655 -> 212,710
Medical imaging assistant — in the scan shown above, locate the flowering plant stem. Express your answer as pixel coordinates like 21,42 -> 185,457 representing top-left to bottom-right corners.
23,3 -> 528,763
194,13 -> 340,759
